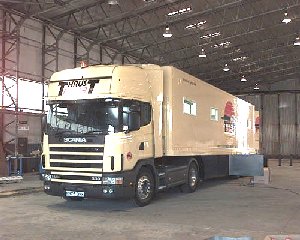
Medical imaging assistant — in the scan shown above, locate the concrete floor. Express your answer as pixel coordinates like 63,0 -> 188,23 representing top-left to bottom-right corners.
0,160 -> 299,240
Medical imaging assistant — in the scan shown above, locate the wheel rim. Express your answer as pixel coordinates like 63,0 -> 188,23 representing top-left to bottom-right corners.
137,176 -> 151,200
189,167 -> 197,187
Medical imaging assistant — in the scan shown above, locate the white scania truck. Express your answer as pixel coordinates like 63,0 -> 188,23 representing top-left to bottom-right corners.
41,64 -> 262,206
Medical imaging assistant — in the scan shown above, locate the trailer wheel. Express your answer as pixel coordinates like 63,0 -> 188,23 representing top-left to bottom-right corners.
134,167 -> 155,207
181,161 -> 199,193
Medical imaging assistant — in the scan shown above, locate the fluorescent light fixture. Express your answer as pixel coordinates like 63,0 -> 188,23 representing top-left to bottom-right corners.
254,84 -> 259,90
198,49 -> 206,58
108,0 -> 118,4
214,41 -> 231,48
200,32 -> 221,39
223,64 -> 230,72
185,21 -> 206,30
294,37 -> 300,46
282,12 -> 291,24
233,56 -> 247,62
163,26 -> 173,38
168,7 -> 192,17
240,75 -> 247,82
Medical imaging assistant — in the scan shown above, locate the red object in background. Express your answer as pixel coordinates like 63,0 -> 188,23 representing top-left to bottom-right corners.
126,152 -> 133,160
255,116 -> 260,126
80,60 -> 88,68
224,101 -> 235,117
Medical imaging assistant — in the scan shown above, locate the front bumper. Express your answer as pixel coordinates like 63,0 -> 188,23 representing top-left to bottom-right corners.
44,171 -> 136,199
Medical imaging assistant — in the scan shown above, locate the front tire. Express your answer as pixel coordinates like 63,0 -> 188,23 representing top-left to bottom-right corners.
134,167 -> 155,207
181,161 -> 199,193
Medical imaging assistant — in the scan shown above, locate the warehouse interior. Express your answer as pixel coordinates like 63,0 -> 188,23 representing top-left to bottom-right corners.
1,0 -> 300,175
0,0 -> 300,239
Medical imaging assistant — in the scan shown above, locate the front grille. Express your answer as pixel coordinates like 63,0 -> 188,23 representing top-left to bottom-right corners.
53,175 -> 99,181
50,154 -> 102,160
51,162 -> 102,168
49,144 -> 104,172
50,147 -> 104,153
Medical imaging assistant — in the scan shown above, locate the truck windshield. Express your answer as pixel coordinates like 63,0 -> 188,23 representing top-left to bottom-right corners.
47,99 -> 121,135
46,98 -> 151,135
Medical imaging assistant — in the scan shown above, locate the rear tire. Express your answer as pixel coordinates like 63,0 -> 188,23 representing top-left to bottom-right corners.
181,161 -> 199,193
134,167 -> 155,207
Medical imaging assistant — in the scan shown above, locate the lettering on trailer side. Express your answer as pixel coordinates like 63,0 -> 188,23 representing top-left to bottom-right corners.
182,78 -> 196,86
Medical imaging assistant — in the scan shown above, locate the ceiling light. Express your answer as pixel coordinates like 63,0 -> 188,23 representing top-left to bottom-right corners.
214,41 -> 231,48
240,75 -> 247,82
108,0 -> 119,5
294,37 -> 300,46
198,49 -> 206,58
254,84 -> 259,90
233,56 -> 247,62
223,64 -> 230,72
282,12 -> 291,24
163,26 -> 173,38
168,7 -> 192,17
200,32 -> 221,39
185,21 -> 206,30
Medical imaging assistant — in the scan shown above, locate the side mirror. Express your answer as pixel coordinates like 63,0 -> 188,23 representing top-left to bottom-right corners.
129,104 -> 140,112
41,115 -> 47,134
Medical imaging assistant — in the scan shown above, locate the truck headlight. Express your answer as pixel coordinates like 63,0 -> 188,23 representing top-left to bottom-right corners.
102,177 -> 123,185
44,174 -> 51,181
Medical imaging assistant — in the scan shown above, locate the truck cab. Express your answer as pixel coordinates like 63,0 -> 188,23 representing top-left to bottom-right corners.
42,64 -> 164,206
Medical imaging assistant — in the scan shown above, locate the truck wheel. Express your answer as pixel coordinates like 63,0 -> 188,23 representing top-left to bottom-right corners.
134,167 -> 155,207
181,161 -> 199,193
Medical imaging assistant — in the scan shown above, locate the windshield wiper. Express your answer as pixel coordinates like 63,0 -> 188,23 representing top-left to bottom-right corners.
55,130 -> 75,136
83,130 -> 106,135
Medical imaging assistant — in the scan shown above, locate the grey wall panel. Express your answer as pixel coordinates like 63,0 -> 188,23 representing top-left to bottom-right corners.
279,94 -> 296,155
113,53 -> 123,64
19,43 -> 42,80
58,54 -> 74,72
76,38 -> 90,60
297,94 -> 300,156
242,95 -> 261,111
270,79 -> 300,91
0,10 -> 3,65
262,94 -> 279,155
102,48 -> 114,64
89,45 -> 101,64
19,20 -> 43,81
124,56 -> 137,64
58,33 -> 74,71
2,111 -> 41,145
245,92 -> 300,157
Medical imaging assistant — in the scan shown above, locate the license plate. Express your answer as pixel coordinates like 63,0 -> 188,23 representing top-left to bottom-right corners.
65,190 -> 85,197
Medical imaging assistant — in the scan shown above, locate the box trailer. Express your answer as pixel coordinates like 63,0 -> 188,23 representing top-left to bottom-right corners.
41,64 -> 262,206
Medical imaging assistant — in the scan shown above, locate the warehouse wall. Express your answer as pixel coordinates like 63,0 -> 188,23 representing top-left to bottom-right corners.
242,79 -> 300,158
0,8 -> 137,82
0,8 -> 138,176
0,110 -> 42,154
0,110 -> 42,176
